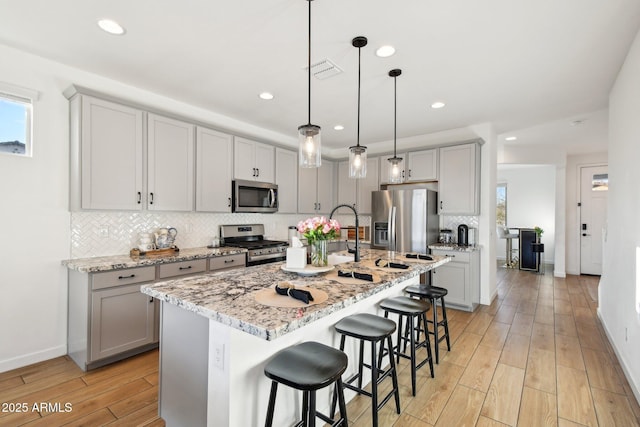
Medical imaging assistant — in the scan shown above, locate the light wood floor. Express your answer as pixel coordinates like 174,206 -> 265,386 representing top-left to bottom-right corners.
1,266 -> 639,426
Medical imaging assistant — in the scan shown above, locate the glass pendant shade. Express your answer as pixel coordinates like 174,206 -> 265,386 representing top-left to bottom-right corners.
298,124 -> 322,168
349,36 -> 368,179
298,0 -> 321,168
387,156 -> 403,183
387,68 -> 403,184
349,144 -> 367,178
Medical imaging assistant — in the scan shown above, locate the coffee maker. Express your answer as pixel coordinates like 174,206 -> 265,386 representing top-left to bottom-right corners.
457,224 -> 469,246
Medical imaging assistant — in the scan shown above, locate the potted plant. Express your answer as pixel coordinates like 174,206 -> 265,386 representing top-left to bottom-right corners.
534,226 -> 544,242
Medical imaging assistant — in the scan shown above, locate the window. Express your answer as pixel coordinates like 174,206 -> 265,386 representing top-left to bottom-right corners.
592,173 -> 608,191
497,183 -> 507,226
0,82 -> 37,157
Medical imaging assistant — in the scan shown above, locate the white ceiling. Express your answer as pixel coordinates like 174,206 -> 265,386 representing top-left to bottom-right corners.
1,0 -> 639,157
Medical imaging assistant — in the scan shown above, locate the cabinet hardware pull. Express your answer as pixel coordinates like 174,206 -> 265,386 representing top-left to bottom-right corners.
149,192 -> 154,204
228,197 -> 231,208
252,168 -> 256,177
440,200 -> 443,210
149,297 -> 154,303
224,259 -> 235,264
402,170 -> 405,179
179,266 -> 192,270
256,168 -> 259,176
118,274 -> 136,280
137,192 -> 141,204
408,169 -> 411,178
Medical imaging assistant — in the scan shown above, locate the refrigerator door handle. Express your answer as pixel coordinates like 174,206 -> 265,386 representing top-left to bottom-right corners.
390,206 -> 397,252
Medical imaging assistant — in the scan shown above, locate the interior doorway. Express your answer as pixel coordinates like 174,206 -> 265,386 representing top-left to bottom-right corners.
579,165 -> 608,275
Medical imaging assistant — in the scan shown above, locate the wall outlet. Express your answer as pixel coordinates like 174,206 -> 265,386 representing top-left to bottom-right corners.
213,342 -> 225,370
185,222 -> 193,234
98,226 -> 109,238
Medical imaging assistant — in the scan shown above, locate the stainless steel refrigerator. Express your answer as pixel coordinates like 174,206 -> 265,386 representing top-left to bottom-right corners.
371,189 -> 439,253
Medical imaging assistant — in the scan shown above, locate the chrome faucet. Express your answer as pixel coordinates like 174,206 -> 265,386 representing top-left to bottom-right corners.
329,204 -> 360,262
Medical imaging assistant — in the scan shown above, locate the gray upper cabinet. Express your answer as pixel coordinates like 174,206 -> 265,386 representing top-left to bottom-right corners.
337,157 -> 378,214
234,137 -> 275,183
357,157 -> 379,214
71,95 -> 144,211
438,143 -> 480,215
407,148 -> 438,182
275,148 -> 298,213
196,127 -> 233,212
337,161 -> 357,208
147,114 -> 195,211
298,160 -> 335,214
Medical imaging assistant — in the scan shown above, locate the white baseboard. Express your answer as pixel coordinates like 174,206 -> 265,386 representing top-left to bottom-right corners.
597,309 -> 640,406
553,269 -> 566,278
0,345 -> 67,374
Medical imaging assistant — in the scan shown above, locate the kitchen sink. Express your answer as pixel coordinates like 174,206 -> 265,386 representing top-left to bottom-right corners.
328,253 -> 355,265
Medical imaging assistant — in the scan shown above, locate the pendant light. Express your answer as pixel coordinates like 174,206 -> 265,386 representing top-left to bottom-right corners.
349,36 -> 368,179
387,69 -> 403,183
298,0 -> 321,168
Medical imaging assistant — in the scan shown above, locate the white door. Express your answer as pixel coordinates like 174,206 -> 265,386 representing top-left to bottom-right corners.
580,165 -> 608,275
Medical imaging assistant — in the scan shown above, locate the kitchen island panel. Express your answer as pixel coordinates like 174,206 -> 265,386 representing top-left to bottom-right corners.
161,273 -> 419,427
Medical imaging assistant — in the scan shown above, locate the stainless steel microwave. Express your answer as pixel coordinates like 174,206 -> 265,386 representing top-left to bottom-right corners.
232,180 -> 278,213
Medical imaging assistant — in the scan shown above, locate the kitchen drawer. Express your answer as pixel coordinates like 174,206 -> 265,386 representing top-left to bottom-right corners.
159,259 -> 207,279
209,254 -> 245,271
431,250 -> 470,263
92,266 -> 156,290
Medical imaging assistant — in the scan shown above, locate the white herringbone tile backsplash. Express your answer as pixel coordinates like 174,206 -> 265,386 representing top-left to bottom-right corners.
70,211 -> 371,258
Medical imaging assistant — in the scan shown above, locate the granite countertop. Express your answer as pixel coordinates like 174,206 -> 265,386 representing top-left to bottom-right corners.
428,243 -> 481,252
141,249 -> 450,341
62,246 -> 248,273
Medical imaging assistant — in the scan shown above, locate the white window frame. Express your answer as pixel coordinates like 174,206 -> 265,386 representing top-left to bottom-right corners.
0,81 -> 39,158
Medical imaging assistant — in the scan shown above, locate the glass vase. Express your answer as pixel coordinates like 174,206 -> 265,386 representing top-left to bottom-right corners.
310,240 -> 328,267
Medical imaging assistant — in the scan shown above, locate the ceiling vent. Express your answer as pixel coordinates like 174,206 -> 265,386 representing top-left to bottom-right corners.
305,59 -> 343,80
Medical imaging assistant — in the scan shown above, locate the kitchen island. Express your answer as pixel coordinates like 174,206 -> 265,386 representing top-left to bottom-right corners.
141,249 -> 450,426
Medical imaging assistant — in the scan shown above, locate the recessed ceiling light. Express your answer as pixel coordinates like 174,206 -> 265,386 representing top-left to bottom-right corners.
505,136 -> 517,141
570,119 -> 585,126
375,46 -> 396,58
97,19 -> 126,35
334,125 -> 344,131
431,101 -> 445,109
258,92 -> 274,100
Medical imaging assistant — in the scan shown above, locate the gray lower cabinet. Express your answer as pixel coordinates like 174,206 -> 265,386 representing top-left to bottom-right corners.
69,265 -> 158,371
430,249 -> 480,312
90,282 -> 156,362
68,254 -> 245,371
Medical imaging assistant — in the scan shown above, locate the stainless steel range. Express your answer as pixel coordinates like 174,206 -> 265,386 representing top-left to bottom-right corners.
220,224 -> 288,266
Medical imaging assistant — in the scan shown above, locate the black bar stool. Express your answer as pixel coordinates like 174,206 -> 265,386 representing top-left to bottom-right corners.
379,296 -> 434,396
330,313 -> 400,427
405,284 -> 451,364
264,341 -> 348,427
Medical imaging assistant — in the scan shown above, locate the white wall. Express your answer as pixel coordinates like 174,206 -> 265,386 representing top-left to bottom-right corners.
600,27 -> 640,402
496,165 -> 556,265
564,152 -> 608,275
